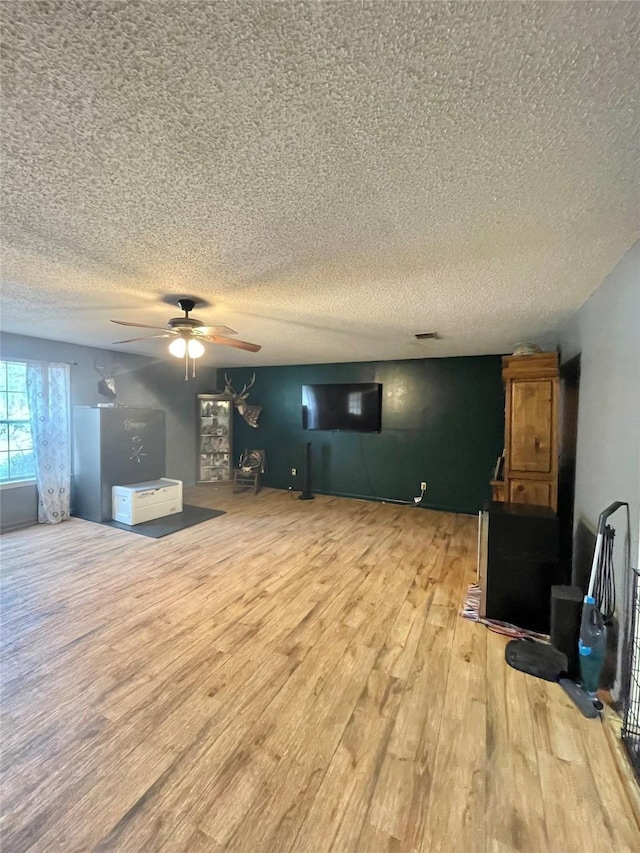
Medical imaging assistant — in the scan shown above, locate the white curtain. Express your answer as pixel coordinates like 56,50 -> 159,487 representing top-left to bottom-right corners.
26,362 -> 70,524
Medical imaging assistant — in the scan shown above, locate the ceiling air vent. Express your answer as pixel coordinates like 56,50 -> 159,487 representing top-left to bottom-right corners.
414,332 -> 439,340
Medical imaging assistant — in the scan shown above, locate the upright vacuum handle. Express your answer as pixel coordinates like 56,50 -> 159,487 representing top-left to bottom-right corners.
596,502 -> 628,535
587,502 -> 629,600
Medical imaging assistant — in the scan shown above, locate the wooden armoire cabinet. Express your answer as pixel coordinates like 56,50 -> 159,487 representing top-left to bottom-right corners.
500,352 -> 559,511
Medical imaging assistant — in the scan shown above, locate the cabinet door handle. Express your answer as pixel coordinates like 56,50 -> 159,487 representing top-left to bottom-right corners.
517,484 -> 524,492
534,436 -> 540,450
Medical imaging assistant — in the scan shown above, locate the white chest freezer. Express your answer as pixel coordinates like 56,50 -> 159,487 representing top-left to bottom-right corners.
112,478 -> 183,525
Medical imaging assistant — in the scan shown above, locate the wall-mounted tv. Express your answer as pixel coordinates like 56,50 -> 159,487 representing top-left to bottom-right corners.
302,383 -> 382,432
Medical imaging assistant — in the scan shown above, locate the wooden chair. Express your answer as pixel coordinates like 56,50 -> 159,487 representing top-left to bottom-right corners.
232,450 -> 266,494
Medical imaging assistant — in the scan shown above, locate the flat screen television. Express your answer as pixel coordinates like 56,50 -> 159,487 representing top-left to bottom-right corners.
302,383 -> 382,432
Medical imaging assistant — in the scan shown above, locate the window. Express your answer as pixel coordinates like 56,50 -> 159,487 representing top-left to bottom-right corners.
348,391 -> 362,416
0,361 -> 35,482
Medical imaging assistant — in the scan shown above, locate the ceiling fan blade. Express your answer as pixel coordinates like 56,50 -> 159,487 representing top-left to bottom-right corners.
202,335 -> 262,353
111,320 -> 170,330
197,325 -> 239,336
112,334 -> 173,344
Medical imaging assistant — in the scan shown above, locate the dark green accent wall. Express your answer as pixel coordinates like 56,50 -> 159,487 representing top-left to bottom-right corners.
221,356 -> 505,514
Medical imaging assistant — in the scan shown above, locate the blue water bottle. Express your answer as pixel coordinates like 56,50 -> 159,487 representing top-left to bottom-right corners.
578,596 -> 606,702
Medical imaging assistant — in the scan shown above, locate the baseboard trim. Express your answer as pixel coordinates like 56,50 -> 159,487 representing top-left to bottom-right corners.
278,486 -> 476,516
0,518 -> 38,534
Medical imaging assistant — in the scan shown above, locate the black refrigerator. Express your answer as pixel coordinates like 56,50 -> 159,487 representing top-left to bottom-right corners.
73,407 -> 166,522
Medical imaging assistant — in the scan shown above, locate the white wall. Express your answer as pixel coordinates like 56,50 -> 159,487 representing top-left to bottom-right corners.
559,240 -> 639,700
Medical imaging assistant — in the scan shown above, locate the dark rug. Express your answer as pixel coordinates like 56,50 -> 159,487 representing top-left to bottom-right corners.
103,504 -> 226,538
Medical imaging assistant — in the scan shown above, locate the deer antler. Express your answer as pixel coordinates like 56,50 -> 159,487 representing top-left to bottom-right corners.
95,359 -> 117,379
224,373 -> 261,428
237,373 -> 256,399
223,373 -> 236,396
225,373 -> 256,400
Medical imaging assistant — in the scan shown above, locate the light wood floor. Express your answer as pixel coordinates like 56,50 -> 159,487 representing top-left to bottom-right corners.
1,487 -> 638,852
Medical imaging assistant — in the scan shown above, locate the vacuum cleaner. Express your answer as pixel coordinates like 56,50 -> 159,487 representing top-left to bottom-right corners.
572,502 -> 628,703
506,500 -> 629,718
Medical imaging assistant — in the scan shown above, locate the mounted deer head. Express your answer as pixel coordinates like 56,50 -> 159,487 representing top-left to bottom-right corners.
95,358 -> 118,400
224,373 -> 262,428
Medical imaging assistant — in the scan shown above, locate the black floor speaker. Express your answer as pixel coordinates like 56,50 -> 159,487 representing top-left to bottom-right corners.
298,441 -> 315,501
550,585 -> 583,679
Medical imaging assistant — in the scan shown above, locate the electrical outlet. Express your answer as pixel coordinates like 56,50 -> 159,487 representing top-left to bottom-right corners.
420,481 -> 427,491
291,468 -> 297,476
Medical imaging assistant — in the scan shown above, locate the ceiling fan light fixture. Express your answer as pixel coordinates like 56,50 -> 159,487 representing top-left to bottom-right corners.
168,333 -> 205,379
111,298 -> 260,373
168,337 -> 187,358
187,338 -> 205,359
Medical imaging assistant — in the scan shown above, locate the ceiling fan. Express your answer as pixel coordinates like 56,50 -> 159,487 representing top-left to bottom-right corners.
111,298 -> 261,379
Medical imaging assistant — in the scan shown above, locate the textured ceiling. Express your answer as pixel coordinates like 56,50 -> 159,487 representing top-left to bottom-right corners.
1,1 -> 639,367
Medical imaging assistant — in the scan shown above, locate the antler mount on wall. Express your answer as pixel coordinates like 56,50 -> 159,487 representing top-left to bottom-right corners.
224,373 -> 262,428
